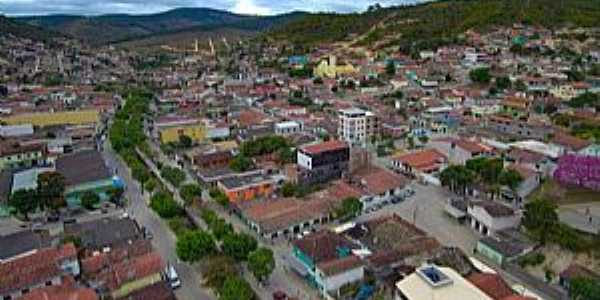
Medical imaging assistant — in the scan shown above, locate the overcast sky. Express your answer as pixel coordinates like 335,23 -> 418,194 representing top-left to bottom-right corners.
0,0 -> 424,16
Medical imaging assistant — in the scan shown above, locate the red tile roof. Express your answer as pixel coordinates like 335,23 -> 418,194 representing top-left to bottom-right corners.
0,243 -> 77,295
317,255 -> 364,276
18,277 -> 98,300
301,140 -> 348,155
467,273 -> 514,300
355,167 -> 409,195
393,149 -> 446,171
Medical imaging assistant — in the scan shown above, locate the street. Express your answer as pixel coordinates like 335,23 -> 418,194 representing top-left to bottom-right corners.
102,142 -> 214,300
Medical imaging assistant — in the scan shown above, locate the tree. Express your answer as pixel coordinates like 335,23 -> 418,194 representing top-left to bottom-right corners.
203,255 -> 238,289
499,169 -> 523,191
81,192 -> 100,210
209,218 -> 234,241
515,80 -> 527,92
176,230 -> 216,263
180,184 -> 202,207
9,189 -> 38,220
335,197 -> 363,220
469,68 -> 491,84
570,277 -> 600,300
218,276 -> 255,300
150,191 -> 182,219
248,248 -> 275,282
229,155 -> 253,172
209,188 -> 230,207
407,136 -> 415,149
523,199 -> 558,243
160,166 -> 186,188
495,76 -> 512,90
107,186 -> 125,204
37,172 -> 66,211
440,166 -> 475,195
222,233 -> 258,261
418,135 -> 429,145
385,60 -> 396,75
281,182 -> 298,197
179,135 -> 193,148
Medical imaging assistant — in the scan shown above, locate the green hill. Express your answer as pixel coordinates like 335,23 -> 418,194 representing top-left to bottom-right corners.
0,15 -> 63,41
267,0 -> 600,50
18,8 -> 306,45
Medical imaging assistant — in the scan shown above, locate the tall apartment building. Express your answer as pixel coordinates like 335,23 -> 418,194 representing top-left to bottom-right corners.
338,108 -> 379,147
297,140 -> 350,186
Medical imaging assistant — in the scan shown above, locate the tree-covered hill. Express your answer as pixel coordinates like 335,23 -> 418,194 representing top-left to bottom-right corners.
267,0 -> 600,49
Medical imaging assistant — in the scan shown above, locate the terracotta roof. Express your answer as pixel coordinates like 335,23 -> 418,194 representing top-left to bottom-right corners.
301,140 -> 348,155
393,149 -> 446,171
328,181 -> 363,199
551,133 -> 591,151
467,273 -> 514,300
0,243 -> 77,295
507,163 -> 536,179
18,277 -> 98,300
354,167 -> 409,195
238,110 -> 269,127
500,296 -> 537,300
317,255 -> 364,276
292,231 -> 356,264
115,282 -> 176,300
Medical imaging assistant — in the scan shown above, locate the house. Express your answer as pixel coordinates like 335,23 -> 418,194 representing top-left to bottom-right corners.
338,108 -> 379,147
0,140 -> 46,170
115,282 -> 176,300
64,217 -> 141,250
391,149 -> 447,177
0,124 -> 34,138
189,150 -> 233,170
275,121 -> 303,136
291,230 -> 363,297
315,255 -> 365,298
0,243 -> 79,300
17,277 -> 98,300
550,133 -> 592,155
217,173 -> 275,203
468,201 -> 520,236
0,110 -> 99,128
80,240 -> 164,299
467,272 -> 535,300
297,140 -> 350,186
0,230 -> 51,261
429,138 -> 493,165
55,150 -> 120,206
351,167 -> 409,211
394,265 -> 494,300
475,236 -> 529,266
314,55 -> 357,79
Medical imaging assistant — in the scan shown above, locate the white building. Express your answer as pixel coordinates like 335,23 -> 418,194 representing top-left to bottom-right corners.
395,265 -> 493,300
338,108 -> 378,147
468,201 -> 520,236
275,121 -> 303,136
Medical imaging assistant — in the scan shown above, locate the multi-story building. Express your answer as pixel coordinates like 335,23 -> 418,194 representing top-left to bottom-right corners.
338,108 -> 379,147
297,140 -> 350,186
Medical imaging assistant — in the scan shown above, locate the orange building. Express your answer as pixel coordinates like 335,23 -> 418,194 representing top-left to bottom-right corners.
218,174 -> 275,203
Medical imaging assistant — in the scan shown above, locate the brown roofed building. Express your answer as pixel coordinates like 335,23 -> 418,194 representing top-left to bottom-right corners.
0,243 -> 79,300
467,273 -> 515,300
391,148 -> 447,176
17,276 -> 98,300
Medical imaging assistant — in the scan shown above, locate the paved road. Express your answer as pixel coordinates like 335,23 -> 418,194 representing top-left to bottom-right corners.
103,142 -> 214,300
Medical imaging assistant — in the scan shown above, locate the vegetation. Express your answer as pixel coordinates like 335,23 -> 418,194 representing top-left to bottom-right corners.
203,255 -> 239,289
218,275 -> 255,300
150,191 -> 182,219
209,188 -> 230,207
221,233 -> 258,261
248,247 -> 275,282
518,252 -> 546,268
160,166 -> 186,188
334,197 -> 363,220
229,154 -> 254,172
81,192 -> 101,210
180,184 -> 202,206
37,172 -> 67,211
570,277 -> 600,300
568,93 -> 600,109
240,135 -> 291,158
8,189 -> 38,220
176,229 -> 216,263
469,68 -> 492,84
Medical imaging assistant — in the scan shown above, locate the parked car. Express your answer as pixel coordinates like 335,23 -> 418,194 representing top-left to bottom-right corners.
143,227 -> 153,240
164,264 -> 181,289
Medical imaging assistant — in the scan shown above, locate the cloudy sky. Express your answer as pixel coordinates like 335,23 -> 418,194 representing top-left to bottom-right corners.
0,0 -> 423,16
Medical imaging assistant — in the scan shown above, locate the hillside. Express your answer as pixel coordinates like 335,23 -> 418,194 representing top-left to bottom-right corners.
267,0 -> 600,50
0,15 -> 63,41
18,8 -> 306,45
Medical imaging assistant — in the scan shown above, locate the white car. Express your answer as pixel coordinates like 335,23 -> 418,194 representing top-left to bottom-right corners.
164,264 -> 181,289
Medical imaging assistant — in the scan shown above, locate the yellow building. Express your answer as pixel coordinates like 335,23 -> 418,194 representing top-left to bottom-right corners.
159,125 -> 206,144
314,55 -> 357,79
1,110 -> 100,127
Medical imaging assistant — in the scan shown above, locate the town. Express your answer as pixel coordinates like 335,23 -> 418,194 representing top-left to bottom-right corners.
1,2 -> 600,300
